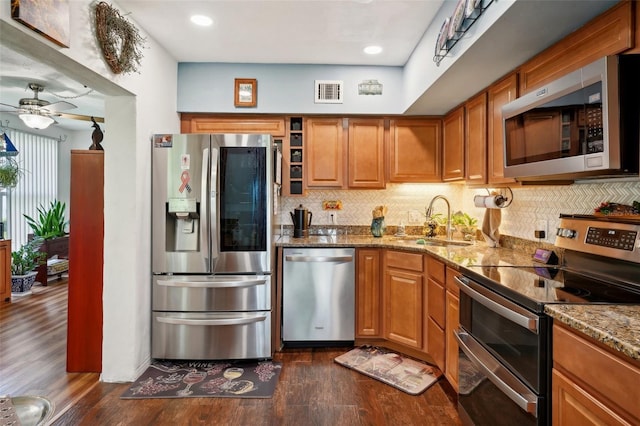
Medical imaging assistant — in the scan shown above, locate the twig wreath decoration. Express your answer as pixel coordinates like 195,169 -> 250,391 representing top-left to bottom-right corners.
94,1 -> 145,74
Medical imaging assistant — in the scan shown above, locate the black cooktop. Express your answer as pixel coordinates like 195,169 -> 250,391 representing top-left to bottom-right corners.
461,265 -> 640,313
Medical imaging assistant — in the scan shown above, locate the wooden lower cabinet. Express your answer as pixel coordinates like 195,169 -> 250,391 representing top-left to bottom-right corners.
552,323 -> 640,425
0,239 -> 10,301
444,267 -> 460,392
383,250 -> 424,349
356,248 -> 382,338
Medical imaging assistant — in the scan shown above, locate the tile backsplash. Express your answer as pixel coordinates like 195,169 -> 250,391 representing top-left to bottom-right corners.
277,179 -> 640,243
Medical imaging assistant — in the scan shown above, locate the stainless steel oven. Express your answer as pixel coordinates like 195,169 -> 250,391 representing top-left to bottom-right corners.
455,275 -> 550,425
455,215 -> 640,426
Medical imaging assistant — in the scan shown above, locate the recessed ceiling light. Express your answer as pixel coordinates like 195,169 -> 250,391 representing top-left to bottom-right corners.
191,15 -> 213,26
364,45 -> 383,55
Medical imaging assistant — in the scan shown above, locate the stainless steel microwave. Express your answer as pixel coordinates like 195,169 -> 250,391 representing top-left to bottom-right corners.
502,55 -> 640,181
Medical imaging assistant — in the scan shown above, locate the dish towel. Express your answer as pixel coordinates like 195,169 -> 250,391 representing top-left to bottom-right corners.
481,207 -> 501,247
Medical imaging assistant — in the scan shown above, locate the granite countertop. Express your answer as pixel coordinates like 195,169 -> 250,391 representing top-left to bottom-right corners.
275,234 -> 541,269
545,304 -> 640,361
276,233 -> 640,361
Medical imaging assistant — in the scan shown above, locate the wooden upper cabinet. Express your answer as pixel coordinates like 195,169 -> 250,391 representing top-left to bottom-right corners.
519,1 -> 633,95
487,73 -> 518,185
180,114 -> 286,137
348,118 -> 386,189
305,117 -> 345,188
442,106 -> 465,182
388,119 -> 441,183
465,92 -> 487,184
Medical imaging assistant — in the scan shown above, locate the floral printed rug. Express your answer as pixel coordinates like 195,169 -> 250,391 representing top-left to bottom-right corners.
120,360 -> 282,399
334,346 -> 442,395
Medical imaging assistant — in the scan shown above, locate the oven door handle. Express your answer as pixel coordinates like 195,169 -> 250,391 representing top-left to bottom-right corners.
157,313 -> 268,326
455,276 -> 539,334
455,329 -> 539,417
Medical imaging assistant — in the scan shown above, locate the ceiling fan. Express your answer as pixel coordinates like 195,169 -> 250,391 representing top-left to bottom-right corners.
0,82 -> 104,129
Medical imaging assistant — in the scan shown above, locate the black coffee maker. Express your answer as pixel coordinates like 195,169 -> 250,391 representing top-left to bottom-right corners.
290,204 -> 312,238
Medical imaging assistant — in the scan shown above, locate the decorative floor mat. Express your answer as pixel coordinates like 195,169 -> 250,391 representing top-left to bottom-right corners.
335,346 -> 442,395
121,360 -> 282,399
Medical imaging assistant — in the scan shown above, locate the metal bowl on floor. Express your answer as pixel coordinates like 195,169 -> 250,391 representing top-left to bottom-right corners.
1,395 -> 54,426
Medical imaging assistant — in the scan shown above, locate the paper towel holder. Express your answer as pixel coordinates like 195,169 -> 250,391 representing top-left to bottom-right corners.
474,187 -> 513,209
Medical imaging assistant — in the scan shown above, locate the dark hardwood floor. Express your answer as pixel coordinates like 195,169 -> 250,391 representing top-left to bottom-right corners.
1,279 -> 461,425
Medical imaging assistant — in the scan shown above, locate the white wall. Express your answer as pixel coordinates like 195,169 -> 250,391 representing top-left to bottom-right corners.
0,0 -> 179,381
178,63 -> 403,114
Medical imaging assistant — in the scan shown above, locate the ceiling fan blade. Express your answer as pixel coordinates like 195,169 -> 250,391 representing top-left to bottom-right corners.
45,100 -> 77,112
58,112 -> 104,123
0,103 -> 20,113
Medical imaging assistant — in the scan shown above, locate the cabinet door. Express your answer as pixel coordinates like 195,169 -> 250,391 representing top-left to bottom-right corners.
384,268 -> 423,349
552,369 -> 630,426
348,118 -> 385,189
445,267 -> 460,392
305,118 -> 345,188
0,240 -> 10,302
388,119 -> 441,183
488,73 -> 518,184
465,92 -> 487,183
180,114 -> 286,137
356,248 -> 381,337
442,106 -> 465,182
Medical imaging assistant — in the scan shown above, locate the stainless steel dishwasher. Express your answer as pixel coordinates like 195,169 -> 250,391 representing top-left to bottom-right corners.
282,247 -> 355,345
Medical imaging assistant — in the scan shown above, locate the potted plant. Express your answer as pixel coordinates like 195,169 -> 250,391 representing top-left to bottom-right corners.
24,200 -> 69,239
0,157 -> 22,189
451,211 -> 478,241
11,237 -> 47,294
23,200 -> 69,285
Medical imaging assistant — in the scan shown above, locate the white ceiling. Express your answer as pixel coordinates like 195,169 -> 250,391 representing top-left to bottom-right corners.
0,0 -> 622,131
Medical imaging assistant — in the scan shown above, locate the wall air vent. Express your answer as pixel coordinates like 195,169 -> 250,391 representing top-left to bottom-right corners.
315,80 -> 343,104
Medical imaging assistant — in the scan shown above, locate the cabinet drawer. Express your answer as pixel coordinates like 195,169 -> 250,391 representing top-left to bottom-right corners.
553,324 -> 640,421
385,250 -> 423,272
427,256 -> 445,283
428,278 -> 445,328
445,267 -> 460,296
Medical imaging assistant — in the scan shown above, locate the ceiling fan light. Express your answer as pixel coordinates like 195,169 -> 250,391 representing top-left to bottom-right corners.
19,113 -> 54,129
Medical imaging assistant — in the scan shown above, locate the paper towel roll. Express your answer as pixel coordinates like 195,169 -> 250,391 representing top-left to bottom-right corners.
474,195 -> 505,208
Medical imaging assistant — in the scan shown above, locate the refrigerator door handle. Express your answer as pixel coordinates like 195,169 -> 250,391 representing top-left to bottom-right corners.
201,147 -> 210,268
157,278 -> 267,289
210,146 -> 219,263
157,313 -> 268,326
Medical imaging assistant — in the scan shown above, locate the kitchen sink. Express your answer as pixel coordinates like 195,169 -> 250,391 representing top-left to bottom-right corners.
391,237 -> 473,247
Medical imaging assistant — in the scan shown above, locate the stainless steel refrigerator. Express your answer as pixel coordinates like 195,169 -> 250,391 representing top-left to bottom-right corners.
151,133 -> 278,360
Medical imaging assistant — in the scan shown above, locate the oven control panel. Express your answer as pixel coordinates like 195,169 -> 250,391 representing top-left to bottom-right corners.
556,216 -> 640,263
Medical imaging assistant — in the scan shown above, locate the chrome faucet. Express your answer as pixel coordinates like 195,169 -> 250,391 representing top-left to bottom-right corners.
426,195 -> 452,240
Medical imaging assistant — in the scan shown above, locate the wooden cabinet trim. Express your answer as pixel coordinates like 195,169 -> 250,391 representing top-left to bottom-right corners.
519,1 -> 633,94
487,73 -> 518,185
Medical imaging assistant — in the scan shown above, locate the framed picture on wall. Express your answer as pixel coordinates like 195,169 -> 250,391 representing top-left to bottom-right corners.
234,78 -> 257,108
11,0 -> 70,47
